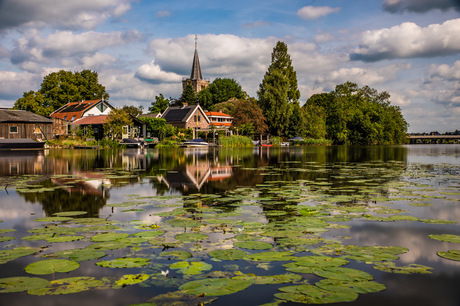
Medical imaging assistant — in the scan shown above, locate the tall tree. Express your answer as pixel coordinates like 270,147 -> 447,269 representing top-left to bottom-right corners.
257,41 -> 300,136
149,94 -> 171,113
14,69 -> 108,116
197,78 -> 245,110
181,84 -> 197,105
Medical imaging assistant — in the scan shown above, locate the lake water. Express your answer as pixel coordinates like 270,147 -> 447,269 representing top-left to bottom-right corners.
0,145 -> 459,306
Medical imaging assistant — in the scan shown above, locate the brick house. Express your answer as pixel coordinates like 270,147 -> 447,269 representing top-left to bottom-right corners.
161,104 -> 210,130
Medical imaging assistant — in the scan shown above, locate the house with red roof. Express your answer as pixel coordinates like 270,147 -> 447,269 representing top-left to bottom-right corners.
204,111 -> 233,128
50,99 -> 113,122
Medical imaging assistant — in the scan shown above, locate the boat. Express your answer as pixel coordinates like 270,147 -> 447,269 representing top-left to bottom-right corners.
182,138 -> 208,147
0,138 -> 46,150
121,138 -> 143,148
261,144 -> 272,147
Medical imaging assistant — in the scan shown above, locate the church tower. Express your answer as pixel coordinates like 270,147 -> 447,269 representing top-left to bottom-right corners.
182,35 -> 210,93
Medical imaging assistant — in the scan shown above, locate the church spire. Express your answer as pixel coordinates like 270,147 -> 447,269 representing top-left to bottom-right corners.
190,35 -> 203,80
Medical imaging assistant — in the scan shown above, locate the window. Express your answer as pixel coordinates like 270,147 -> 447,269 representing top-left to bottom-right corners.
9,126 -> 18,133
63,116 -> 67,120
97,103 -> 108,113
71,115 -> 76,122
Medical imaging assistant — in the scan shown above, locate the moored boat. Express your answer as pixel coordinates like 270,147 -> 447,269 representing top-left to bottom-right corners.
182,138 -> 208,147
0,138 -> 46,150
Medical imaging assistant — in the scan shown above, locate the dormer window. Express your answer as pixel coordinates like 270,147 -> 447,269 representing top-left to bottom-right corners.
71,115 -> 76,122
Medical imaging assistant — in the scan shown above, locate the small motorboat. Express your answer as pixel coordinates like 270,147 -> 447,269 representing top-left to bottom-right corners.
182,138 -> 208,147
0,138 -> 46,150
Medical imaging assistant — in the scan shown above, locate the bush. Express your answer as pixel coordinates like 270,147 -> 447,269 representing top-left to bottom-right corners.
219,135 -> 254,147
99,138 -> 122,149
156,139 -> 179,148
290,138 -> 332,146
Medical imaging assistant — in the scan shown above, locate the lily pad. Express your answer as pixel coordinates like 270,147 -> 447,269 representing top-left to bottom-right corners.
131,230 -> 164,238
159,250 -> 192,260
91,232 -> 129,242
0,247 -> 37,264
0,276 -> 50,293
96,257 -> 150,268
437,250 -> 460,261
179,278 -> 252,296
429,234 -> 460,243
25,259 -> 80,275
233,273 -> 302,284
234,241 -> 272,250
373,262 -> 432,274
316,279 -> 386,294
169,261 -> 212,275
46,235 -> 85,243
34,217 -> 73,222
114,274 -> 149,288
0,236 -> 15,242
314,267 -> 374,281
45,248 -> 106,261
53,211 -> 88,217
147,291 -> 217,305
276,284 -> 358,304
209,249 -> 248,261
28,276 -> 105,295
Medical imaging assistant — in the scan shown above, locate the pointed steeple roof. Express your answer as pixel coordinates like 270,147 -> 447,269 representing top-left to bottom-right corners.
190,35 -> 203,80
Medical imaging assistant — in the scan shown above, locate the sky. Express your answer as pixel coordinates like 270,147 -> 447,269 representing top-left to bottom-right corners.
0,0 -> 459,133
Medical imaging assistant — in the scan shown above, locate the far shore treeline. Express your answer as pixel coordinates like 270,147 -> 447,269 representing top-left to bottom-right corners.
13,41 -> 408,146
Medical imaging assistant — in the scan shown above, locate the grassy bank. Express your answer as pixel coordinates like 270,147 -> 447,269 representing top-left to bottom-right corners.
48,137 -> 123,149
219,135 -> 254,147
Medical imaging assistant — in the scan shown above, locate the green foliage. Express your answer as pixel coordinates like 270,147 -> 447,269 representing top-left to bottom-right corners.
149,94 -> 171,113
122,105 -> 143,117
14,70 -> 108,116
181,84 -> 197,105
258,41 -> 300,136
140,117 -> 176,140
25,259 -> 80,275
304,82 -> 408,145
285,102 -> 305,138
105,108 -> 133,140
232,98 -> 268,135
219,135 -> 254,147
198,78 -> 246,109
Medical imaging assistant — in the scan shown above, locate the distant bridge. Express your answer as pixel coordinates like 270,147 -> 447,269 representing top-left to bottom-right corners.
408,135 -> 460,144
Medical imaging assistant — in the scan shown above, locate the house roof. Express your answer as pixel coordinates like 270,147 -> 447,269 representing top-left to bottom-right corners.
50,100 -> 104,121
70,115 -> 108,125
0,109 -> 53,123
205,111 -> 232,118
210,122 -> 232,127
162,105 -> 210,123
139,113 -> 161,119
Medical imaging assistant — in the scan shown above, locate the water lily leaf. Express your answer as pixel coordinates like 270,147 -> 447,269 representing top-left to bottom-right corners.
25,259 -> 80,275
0,236 -> 15,242
175,233 -> 209,242
429,234 -> 460,243
53,211 -> 88,217
0,276 -> 50,293
419,219 -> 456,224
0,247 -> 37,264
179,278 -> 252,296
113,274 -> 149,288
91,232 -> 129,242
45,248 -> 106,261
28,276 -> 105,295
246,251 -> 295,262
342,245 -> 408,263
373,262 -> 432,274
0,229 -> 15,234
233,273 -> 302,284
276,284 -> 358,304
97,257 -> 150,268
314,267 -> 373,281
234,241 -> 272,250
147,291 -> 217,305
159,250 -> 192,260
169,261 -> 212,275
46,235 -> 85,243
209,249 -> 248,261
437,250 -> 460,261
316,279 -> 386,294
88,241 -> 131,250
165,218 -> 201,228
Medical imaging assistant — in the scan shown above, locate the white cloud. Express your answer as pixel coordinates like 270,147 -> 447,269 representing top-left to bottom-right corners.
135,60 -> 183,84
297,6 -> 341,21
0,70 -> 41,103
11,29 -> 141,67
81,53 -> 117,70
351,18 -> 460,61
156,10 -> 171,18
430,60 -> 460,80
0,0 -> 134,31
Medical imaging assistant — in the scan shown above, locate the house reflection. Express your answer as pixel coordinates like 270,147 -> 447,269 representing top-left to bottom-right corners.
0,150 -> 52,176
157,148 -> 233,193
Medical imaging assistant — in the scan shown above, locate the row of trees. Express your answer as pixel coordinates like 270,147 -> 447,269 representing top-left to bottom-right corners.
12,42 -> 408,145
